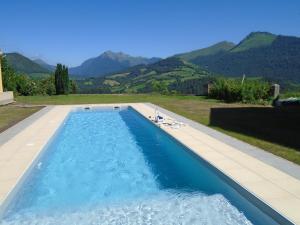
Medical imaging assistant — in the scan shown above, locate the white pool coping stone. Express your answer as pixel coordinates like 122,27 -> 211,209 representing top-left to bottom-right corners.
0,103 -> 299,224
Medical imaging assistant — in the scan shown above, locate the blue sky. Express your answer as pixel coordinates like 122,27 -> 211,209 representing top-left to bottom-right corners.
1,0 -> 299,66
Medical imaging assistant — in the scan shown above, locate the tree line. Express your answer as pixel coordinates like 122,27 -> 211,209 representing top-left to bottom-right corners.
1,54 -> 276,104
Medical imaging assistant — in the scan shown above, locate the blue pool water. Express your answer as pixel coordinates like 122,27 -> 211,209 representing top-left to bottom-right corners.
1,107 -> 286,224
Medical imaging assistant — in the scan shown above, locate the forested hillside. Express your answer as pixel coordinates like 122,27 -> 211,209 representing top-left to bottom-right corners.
175,41 -> 235,61
185,32 -> 300,82
76,57 -> 212,94
5,53 -> 50,77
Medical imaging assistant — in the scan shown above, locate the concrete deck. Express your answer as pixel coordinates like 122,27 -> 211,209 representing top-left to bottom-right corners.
0,103 -> 299,224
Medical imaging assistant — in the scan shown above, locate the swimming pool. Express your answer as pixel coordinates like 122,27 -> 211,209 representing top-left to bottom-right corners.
1,107 -> 291,224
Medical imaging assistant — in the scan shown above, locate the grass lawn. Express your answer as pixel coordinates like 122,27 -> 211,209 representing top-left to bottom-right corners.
0,105 -> 43,133
14,94 -> 300,165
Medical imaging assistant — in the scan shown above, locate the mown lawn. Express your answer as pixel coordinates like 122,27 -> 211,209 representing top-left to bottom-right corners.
14,94 -> 300,165
0,105 -> 43,133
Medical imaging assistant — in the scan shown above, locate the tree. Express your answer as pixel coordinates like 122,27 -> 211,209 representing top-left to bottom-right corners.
39,75 -> 56,95
70,80 -> 78,94
1,57 -> 17,92
62,65 -> 69,94
55,64 -> 62,94
54,64 -> 69,95
15,74 -> 38,96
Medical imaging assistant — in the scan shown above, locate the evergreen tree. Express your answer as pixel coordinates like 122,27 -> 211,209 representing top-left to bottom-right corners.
63,65 -> 69,94
55,64 -> 62,94
70,80 -> 78,94
54,64 -> 69,95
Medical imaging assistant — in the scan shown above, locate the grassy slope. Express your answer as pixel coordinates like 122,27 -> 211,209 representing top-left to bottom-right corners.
110,58 -> 209,92
0,105 -> 43,133
77,58 -> 210,93
16,94 -> 300,165
176,41 -> 235,61
231,32 -> 276,52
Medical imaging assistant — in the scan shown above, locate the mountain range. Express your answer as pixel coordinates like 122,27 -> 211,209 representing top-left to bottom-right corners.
5,51 -> 161,79
4,31 -> 300,84
177,32 -> 300,82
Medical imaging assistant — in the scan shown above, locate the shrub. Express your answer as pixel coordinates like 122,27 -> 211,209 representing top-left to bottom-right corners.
38,75 -> 56,95
70,80 -> 78,94
209,77 -> 272,103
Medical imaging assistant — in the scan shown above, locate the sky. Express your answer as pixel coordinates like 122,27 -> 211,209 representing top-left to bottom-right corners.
1,0 -> 300,67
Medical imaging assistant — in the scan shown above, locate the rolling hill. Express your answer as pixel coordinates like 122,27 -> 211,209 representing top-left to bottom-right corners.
230,32 -> 276,52
175,41 -> 235,61
76,57 -> 212,94
181,32 -> 300,82
69,51 -> 161,77
5,53 -> 50,76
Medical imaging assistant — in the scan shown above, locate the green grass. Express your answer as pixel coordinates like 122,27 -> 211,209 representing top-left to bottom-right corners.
15,94 -> 300,165
281,92 -> 300,98
176,41 -> 235,61
0,105 -> 43,133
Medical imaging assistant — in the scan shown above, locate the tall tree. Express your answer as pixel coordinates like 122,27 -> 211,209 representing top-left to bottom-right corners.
54,64 -> 62,95
54,64 -> 69,95
62,65 -> 69,94
1,57 -> 17,92
70,80 -> 77,94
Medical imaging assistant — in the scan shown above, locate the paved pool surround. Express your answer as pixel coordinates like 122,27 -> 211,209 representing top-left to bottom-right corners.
0,103 -> 299,224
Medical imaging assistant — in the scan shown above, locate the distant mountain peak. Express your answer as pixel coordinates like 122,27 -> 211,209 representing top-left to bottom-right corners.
70,51 -> 161,77
102,50 -> 121,56
213,41 -> 235,47
103,50 -> 114,54
246,31 -> 276,38
99,51 -> 132,61
231,31 -> 277,52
